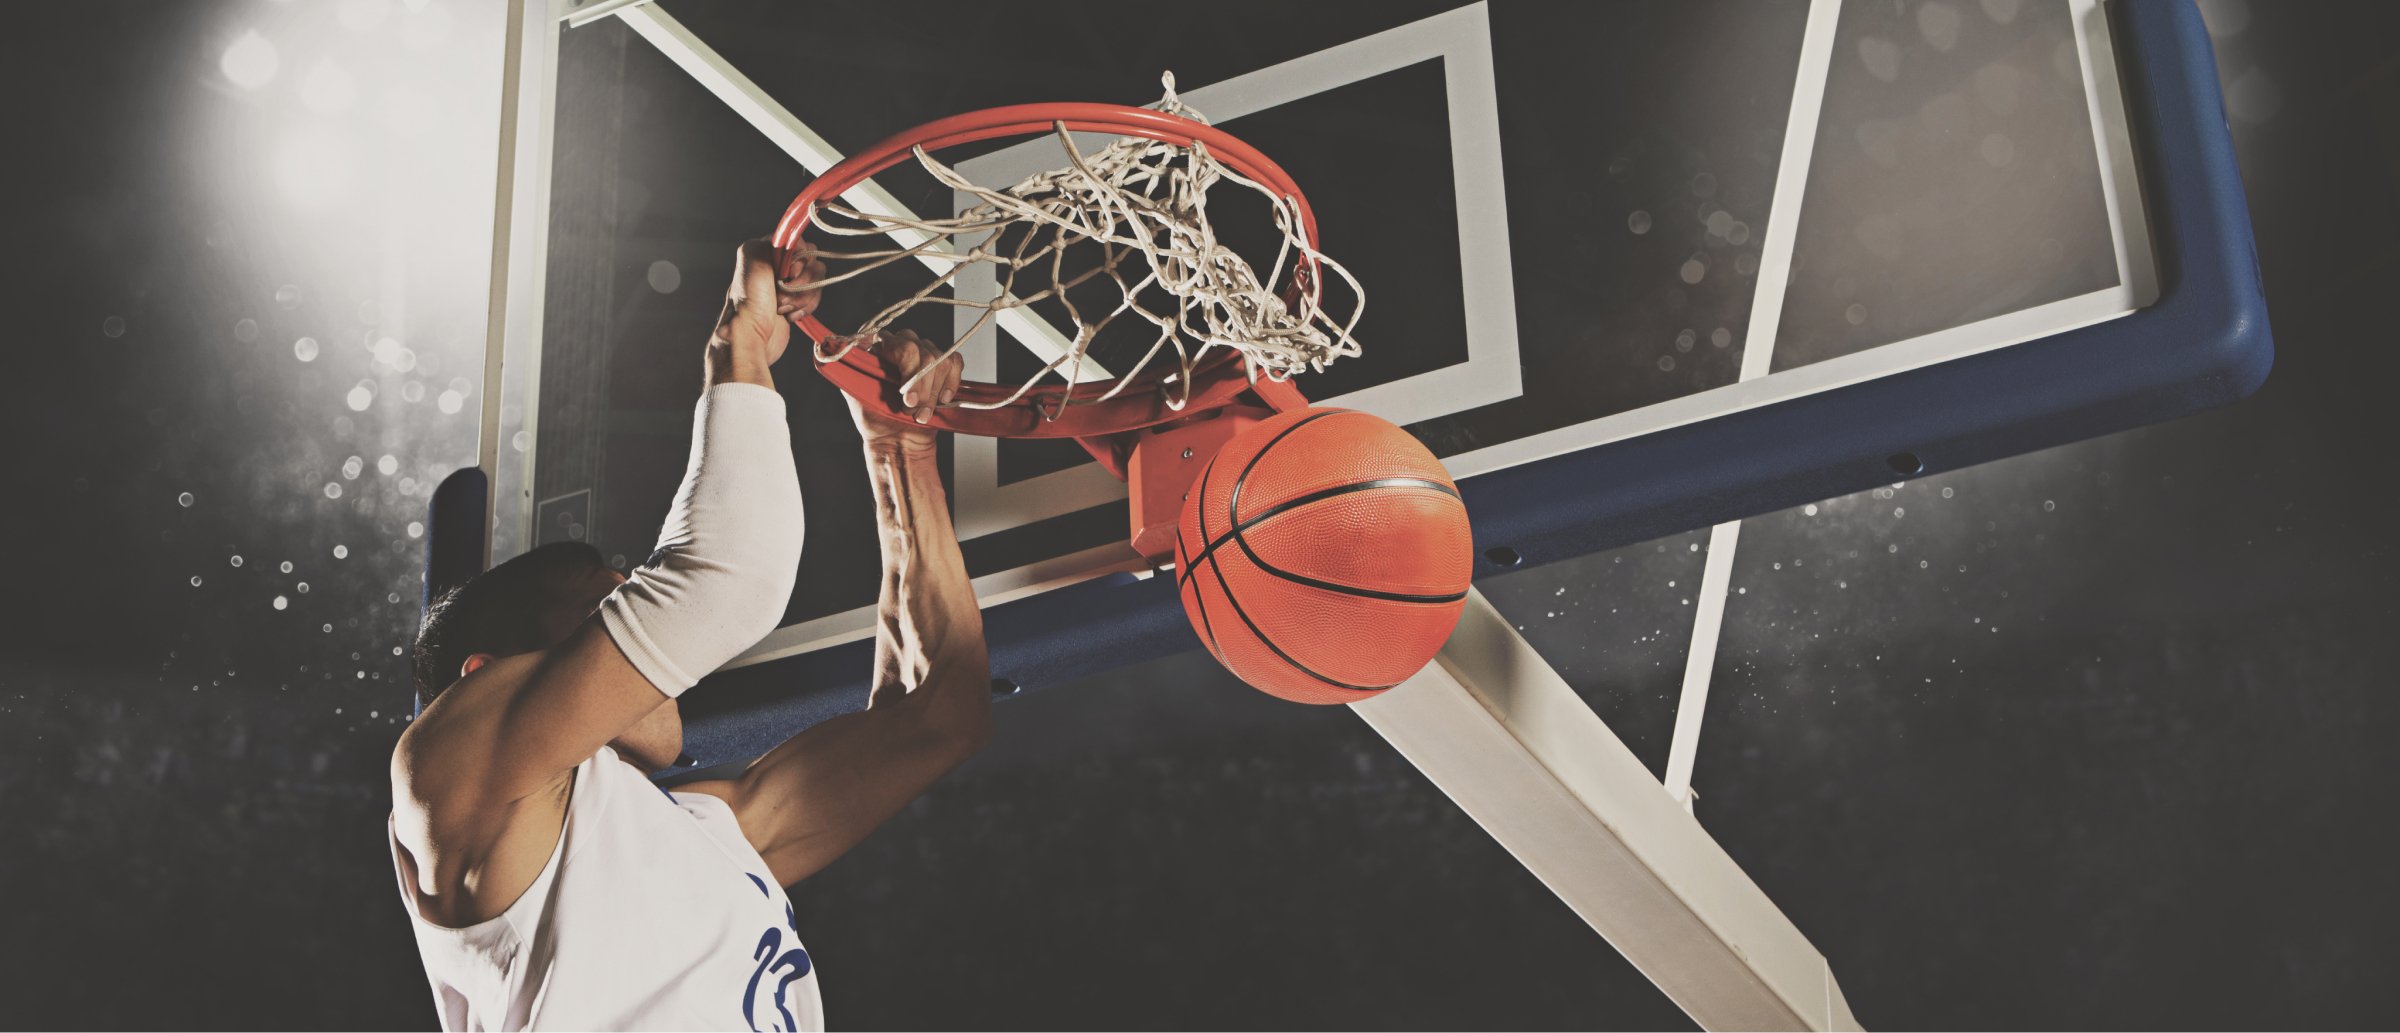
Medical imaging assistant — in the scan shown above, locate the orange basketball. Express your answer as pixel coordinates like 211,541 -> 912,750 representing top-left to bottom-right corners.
1174,408 -> 1473,704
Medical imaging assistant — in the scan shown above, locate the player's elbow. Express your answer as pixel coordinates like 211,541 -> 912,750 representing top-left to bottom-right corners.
925,712 -> 991,777
719,561 -> 799,648
600,548 -> 798,694
671,522 -> 803,650
924,665 -> 995,760
948,695 -> 995,755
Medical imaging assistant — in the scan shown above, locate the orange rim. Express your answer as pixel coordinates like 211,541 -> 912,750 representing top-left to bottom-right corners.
772,103 -> 1319,439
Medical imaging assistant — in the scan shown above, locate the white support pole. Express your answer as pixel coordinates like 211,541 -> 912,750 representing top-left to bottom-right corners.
1664,518 -> 1743,808
480,0 -> 564,564
1661,0 -> 1842,809
1351,590 -> 1859,1032
609,4 -> 1109,383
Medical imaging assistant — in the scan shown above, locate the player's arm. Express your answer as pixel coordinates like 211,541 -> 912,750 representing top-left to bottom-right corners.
684,331 -> 992,887
392,242 -> 817,922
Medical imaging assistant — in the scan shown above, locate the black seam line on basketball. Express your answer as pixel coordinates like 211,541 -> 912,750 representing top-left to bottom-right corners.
1187,448 -> 1229,661
1175,521 -> 1224,662
1203,532 -> 1394,695
1248,552 -> 1470,605
1193,446 -> 1226,562
1173,477 -> 1462,592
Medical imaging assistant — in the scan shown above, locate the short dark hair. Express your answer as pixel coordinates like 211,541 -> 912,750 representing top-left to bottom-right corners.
412,541 -> 613,708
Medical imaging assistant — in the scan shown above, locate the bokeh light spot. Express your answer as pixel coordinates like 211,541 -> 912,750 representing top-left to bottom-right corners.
221,30 -> 279,89
647,260 -> 682,293
1979,133 -> 2017,167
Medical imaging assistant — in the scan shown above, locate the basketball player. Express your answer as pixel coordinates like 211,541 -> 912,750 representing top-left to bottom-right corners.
387,240 -> 984,1031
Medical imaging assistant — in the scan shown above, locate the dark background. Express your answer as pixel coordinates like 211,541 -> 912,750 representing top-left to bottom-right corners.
3,1 -> 2396,1029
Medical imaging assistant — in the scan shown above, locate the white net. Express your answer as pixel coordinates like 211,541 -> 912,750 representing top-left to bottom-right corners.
792,76 -> 1365,421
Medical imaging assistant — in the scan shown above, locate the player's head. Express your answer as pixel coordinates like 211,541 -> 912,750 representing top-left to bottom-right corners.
410,542 -> 682,769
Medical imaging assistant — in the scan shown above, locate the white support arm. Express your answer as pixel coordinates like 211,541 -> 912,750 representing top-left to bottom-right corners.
1664,519 -> 1744,807
481,0 -> 565,563
1351,590 -> 1860,1032
1663,0 -> 1842,810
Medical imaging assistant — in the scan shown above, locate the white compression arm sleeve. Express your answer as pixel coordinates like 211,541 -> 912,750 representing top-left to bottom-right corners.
599,382 -> 804,696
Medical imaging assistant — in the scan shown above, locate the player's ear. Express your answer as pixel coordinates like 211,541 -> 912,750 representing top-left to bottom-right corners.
461,653 -> 497,679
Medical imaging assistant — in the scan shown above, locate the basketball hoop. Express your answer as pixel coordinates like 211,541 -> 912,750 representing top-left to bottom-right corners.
769,76 -> 1364,440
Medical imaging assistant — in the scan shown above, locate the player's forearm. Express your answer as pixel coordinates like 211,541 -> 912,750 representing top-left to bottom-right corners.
864,441 -> 988,716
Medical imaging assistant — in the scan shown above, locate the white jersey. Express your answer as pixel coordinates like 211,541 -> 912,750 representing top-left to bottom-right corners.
390,746 -> 825,1031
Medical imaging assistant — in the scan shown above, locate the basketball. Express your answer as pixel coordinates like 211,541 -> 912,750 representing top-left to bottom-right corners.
1174,408 -> 1473,704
